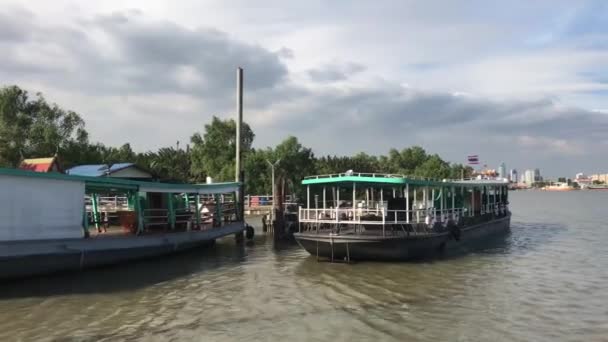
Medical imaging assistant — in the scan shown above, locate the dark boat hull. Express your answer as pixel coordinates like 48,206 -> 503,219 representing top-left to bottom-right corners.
0,222 -> 244,280
294,215 -> 510,261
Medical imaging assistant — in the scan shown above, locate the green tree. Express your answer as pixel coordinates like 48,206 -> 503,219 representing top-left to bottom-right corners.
244,148 -> 273,195
381,146 -> 429,174
448,163 -> 474,180
414,154 -> 451,179
0,85 -> 88,167
190,116 -> 254,182
143,147 -> 191,182
272,136 -> 315,197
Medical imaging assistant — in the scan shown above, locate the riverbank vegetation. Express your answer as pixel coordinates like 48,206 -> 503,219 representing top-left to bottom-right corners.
0,85 -> 473,195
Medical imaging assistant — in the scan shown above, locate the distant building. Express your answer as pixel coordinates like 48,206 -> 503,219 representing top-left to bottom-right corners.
509,169 -> 518,183
66,163 -> 152,179
523,169 -> 536,184
590,173 -> 608,184
19,155 -> 63,173
498,162 -> 507,180
574,173 -> 592,188
534,169 -> 542,182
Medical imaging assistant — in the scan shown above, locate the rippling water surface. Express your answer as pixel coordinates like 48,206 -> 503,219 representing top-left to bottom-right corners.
1,191 -> 608,341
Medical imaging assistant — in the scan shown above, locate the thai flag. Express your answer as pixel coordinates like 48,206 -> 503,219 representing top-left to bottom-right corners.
467,155 -> 479,164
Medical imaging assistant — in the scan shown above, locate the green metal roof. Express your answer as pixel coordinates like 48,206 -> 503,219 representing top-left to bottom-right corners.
0,168 -> 240,194
302,172 -> 509,188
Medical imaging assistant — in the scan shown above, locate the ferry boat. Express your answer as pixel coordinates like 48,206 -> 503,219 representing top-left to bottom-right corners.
0,168 -> 247,279
587,184 -> 608,190
293,172 -> 510,261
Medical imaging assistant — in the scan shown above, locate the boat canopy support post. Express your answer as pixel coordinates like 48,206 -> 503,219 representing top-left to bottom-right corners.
183,193 -> 189,209
90,193 -> 99,230
307,185 -> 310,220
323,186 -> 326,218
406,183 -> 410,223
214,194 -> 222,226
82,199 -> 89,236
134,191 -> 144,234
167,193 -> 175,230
332,187 -> 336,208
431,188 -> 436,219
451,186 -> 456,220
336,187 -> 340,222
486,185 -> 490,214
195,194 -> 201,229
440,187 -> 444,222
413,187 -> 418,223
471,187 -> 475,217
352,182 -> 356,220
423,186 -> 428,219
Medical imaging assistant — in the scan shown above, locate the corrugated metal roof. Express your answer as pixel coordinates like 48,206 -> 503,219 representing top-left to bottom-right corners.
66,163 -> 135,177
0,167 -> 241,194
302,172 -> 510,187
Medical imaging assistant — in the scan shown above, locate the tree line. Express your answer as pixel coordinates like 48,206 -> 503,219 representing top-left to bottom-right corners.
0,85 -> 473,196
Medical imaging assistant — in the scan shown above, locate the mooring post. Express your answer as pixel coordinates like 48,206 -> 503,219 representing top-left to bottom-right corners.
235,67 -> 245,242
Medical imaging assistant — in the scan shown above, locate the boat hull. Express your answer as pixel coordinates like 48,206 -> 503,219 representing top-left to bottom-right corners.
294,216 -> 510,261
0,222 -> 244,280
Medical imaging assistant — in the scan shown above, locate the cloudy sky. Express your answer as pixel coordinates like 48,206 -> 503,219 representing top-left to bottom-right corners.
1,0 -> 607,177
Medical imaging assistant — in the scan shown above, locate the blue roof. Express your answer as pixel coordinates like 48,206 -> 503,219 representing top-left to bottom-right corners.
66,163 -> 136,177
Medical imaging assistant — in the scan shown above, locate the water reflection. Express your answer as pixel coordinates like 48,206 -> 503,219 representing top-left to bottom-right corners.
0,240 -> 248,299
0,192 -> 607,341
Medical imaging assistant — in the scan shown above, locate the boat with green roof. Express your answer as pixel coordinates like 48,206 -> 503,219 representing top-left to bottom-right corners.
294,171 -> 510,261
0,167 -> 247,279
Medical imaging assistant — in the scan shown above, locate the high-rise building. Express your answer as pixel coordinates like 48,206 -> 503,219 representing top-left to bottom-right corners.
524,169 -> 535,184
509,169 -> 518,183
498,162 -> 507,180
534,169 -> 542,182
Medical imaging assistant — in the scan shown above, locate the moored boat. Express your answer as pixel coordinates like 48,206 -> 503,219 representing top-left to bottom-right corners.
293,172 -> 510,261
587,184 -> 608,190
0,168 -> 246,279
542,182 -> 576,191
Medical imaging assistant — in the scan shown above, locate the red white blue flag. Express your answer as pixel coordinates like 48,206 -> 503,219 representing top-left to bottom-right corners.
467,155 -> 479,164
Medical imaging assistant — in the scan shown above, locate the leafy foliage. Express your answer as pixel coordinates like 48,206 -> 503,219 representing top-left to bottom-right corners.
0,86 -> 87,167
190,116 -> 254,182
1,85 -> 476,194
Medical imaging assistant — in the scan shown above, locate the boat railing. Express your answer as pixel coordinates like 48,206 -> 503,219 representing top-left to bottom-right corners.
303,172 -> 499,183
244,194 -> 296,208
481,203 -> 508,216
298,207 -> 467,225
85,196 -> 129,212
303,172 -> 434,181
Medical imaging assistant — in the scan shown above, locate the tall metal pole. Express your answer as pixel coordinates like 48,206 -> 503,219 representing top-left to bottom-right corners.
271,166 -> 275,220
235,67 -> 243,182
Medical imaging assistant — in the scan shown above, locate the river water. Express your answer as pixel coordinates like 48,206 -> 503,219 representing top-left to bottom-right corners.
1,191 -> 607,341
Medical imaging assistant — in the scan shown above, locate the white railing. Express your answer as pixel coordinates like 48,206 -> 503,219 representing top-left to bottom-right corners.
303,172 -> 507,183
85,196 -> 129,212
244,195 -> 296,208
299,207 -> 467,225
480,203 -> 508,216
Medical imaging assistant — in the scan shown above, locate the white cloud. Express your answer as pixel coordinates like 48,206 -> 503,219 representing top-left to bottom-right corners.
1,0 -> 607,177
